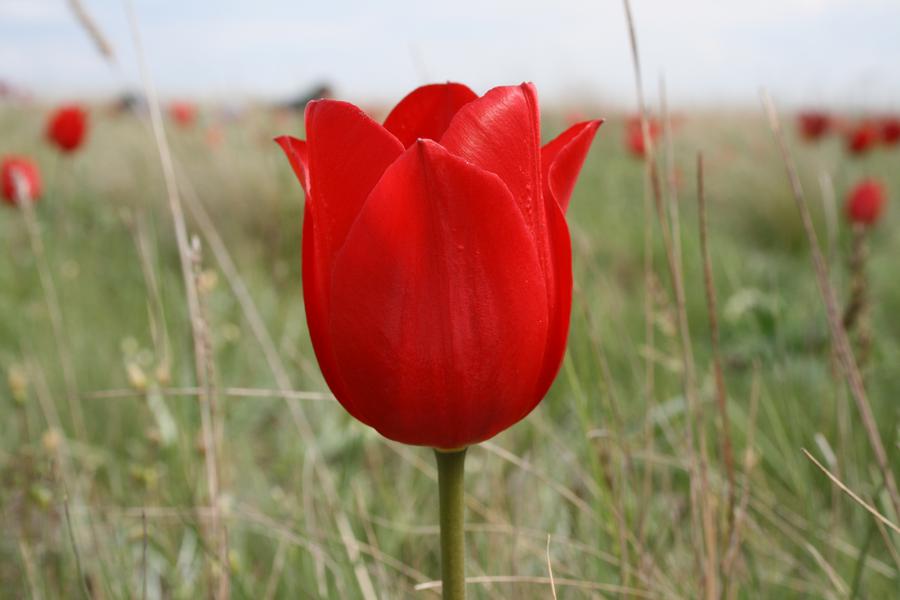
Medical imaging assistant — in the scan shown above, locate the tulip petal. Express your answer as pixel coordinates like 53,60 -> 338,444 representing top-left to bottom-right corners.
329,140 -> 550,448
383,83 -> 478,148
274,136 -> 309,194
440,83 -> 581,409
303,100 -> 405,257
277,100 -> 404,423
541,120 -> 602,213
440,83 -> 543,241
529,200 -> 572,412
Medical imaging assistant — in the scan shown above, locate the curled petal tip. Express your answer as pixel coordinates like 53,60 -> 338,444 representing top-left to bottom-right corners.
274,135 -> 310,193
542,119 -> 602,213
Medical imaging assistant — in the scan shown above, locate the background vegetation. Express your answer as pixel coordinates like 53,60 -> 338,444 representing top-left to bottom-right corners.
1,103 -> 898,598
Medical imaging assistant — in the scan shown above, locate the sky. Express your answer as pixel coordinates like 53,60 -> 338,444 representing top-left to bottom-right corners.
1,0 -> 899,109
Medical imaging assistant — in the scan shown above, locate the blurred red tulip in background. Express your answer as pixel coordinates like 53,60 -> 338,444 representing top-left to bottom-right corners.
46,105 -> 88,153
170,101 -> 197,127
881,117 -> 900,146
845,121 -> 878,156
845,179 -> 886,226
1,156 -> 42,205
797,110 -> 830,141
625,116 -> 660,158
276,82 -> 601,449
206,125 -> 225,148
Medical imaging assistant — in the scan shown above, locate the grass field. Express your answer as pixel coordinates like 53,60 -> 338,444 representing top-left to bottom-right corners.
1,102 -> 898,599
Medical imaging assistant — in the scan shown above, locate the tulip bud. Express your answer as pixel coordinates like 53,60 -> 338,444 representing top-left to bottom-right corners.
1,156 -> 42,205
276,83 -> 601,448
46,105 -> 88,153
845,179 -> 887,226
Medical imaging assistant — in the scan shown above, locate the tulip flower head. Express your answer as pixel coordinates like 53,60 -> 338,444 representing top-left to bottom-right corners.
845,179 -> 886,226
1,156 -> 42,206
625,116 -> 660,158
277,83 -> 601,449
881,117 -> 900,146
846,122 -> 878,156
170,102 -> 197,128
46,104 -> 88,153
797,111 -> 830,141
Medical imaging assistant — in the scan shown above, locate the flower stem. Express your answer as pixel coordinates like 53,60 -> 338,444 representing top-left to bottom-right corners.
435,447 -> 467,600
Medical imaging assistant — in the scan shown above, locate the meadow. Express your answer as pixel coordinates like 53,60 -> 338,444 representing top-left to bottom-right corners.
1,101 -> 898,599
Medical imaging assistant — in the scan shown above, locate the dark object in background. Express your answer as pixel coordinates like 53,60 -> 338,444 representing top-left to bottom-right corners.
279,83 -> 333,112
110,91 -> 145,115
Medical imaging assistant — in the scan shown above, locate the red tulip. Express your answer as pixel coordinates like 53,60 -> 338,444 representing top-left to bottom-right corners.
170,102 -> 197,127
845,179 -> 886,226
46,104 -> 88,153
845,122 -> 878,156
797,111 -> 830,141
625,117 -> 660,158
205,125 -> 225,148
1,156 -> 42,206
881,117 -> 900,146
276,82 -> 601,448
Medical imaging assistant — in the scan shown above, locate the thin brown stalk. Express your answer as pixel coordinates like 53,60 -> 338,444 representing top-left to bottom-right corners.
842,224 -> 872,366
28,360 -> 114,594
190,237 -> 230,599
62,487 -> 91,600
723,363 -> 760,592
659,76 -> 682,276
761,91 -> 900,519
873,513 -> 900,572
802,449 -> 900,535
12,177 -> 86,441
818,171 -> 838,265
696,154 -> 737,531
4,500 -> 42,600
804,541 -> 848,596
172,159 -> 378,600
141,509 -> 148,600
621,3 -> 716,596
129,210 -> 172,378
414,576 -> 659,597
83,386 -> 330,401
261,538 -> 288,600
123,0 -> 203,369
546,535 -> 559,600
122,5 -> 234,595
67,0 -> 115,61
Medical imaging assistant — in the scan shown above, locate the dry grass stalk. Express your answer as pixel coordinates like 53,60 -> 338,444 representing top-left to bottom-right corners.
173,170 -> 378,600
414,575 -> 660,597
12,173 -> 86,441
84,386 -> 332,401
190,237 -> 230,599
761,91 -> 900,520
546,535 -> 559,600
842,224 -> 872,366
696,154 -> 737,533
621,2 -> 717,596
67,0 -> 115,61
802,449 -> 900,535
124,4 -> 230,595
723,362 -> 761,599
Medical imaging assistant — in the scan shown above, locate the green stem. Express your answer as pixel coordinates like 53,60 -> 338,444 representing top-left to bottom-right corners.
435,447 -> 467,600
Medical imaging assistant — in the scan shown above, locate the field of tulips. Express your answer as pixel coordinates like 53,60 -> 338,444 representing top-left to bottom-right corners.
1,91 -> 899,600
